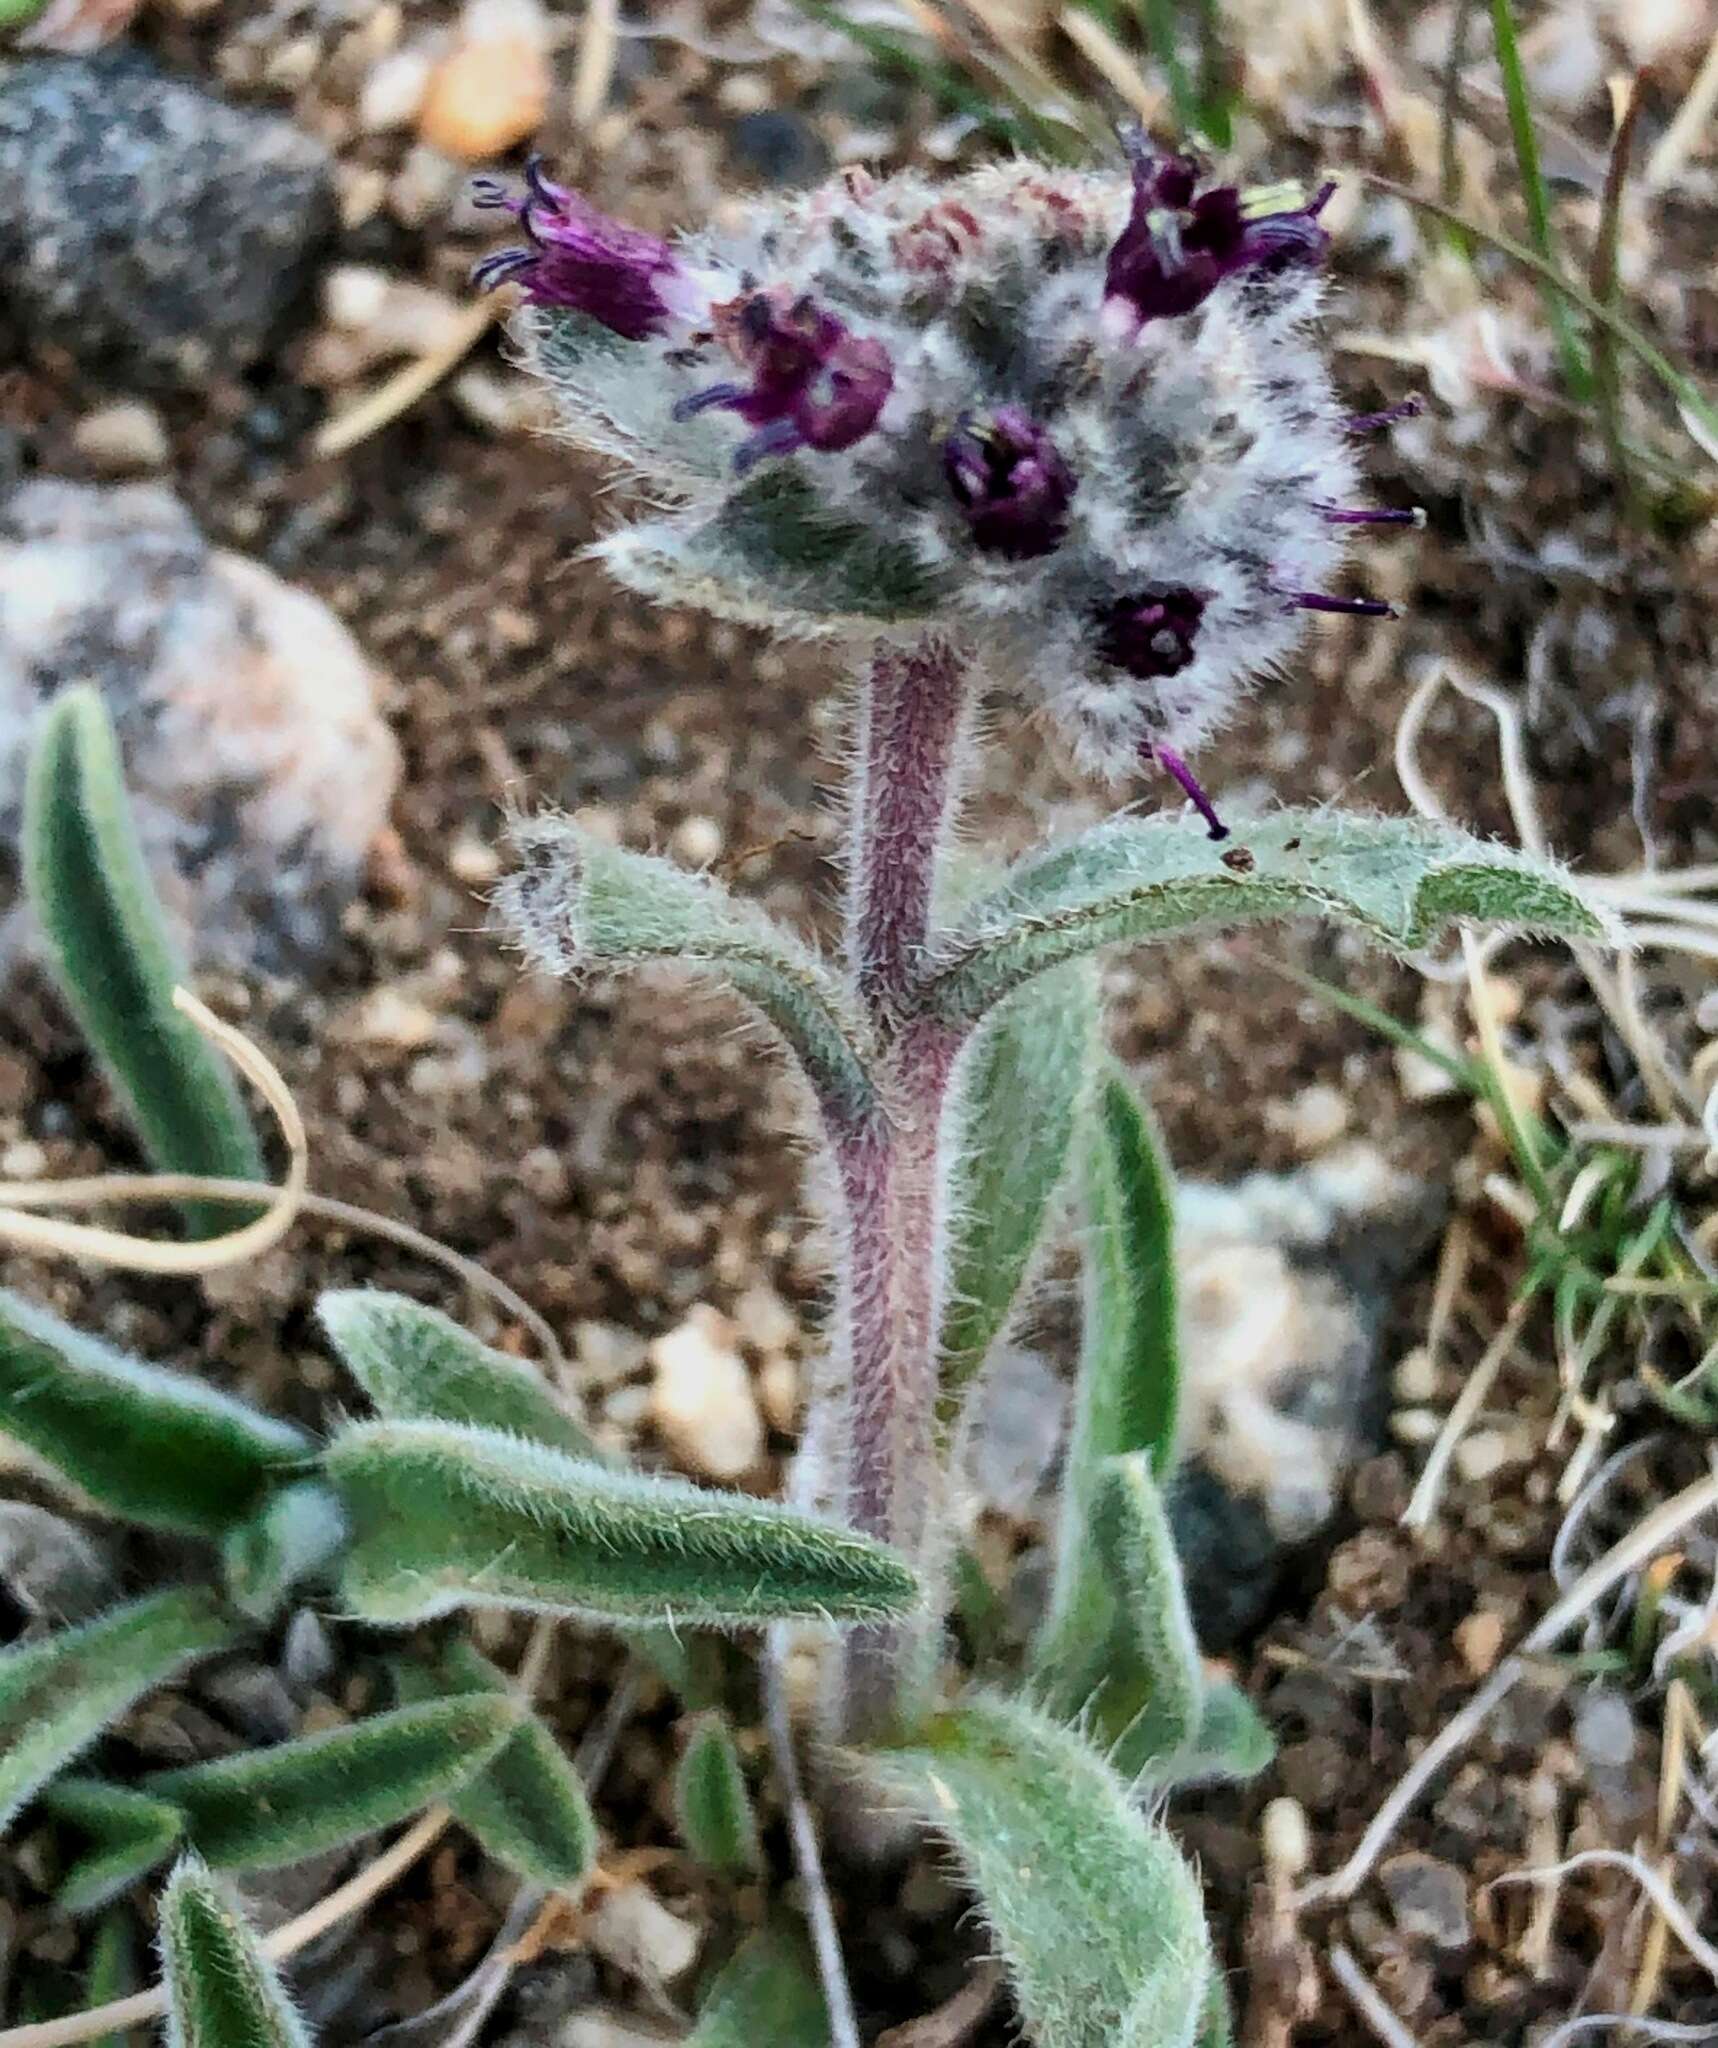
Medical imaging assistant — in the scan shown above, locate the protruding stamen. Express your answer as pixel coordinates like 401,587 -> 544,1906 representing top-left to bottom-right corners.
1343,397 -> 1425,435
1286,592 -> 1398,617
1153,742 -> 1229,840
1319,505 -> 1426,527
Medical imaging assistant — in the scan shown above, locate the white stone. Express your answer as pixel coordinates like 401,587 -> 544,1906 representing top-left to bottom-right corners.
585,1884 -> 700,1985
1271,1081 -> 1350,1154
671,814 -> 724,866
72,401 -> 169,474
649,1306 -> 764,1481
359,47 -> 433,133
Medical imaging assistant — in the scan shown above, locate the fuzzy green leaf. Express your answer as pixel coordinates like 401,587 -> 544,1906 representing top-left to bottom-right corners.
1198,1973 -> 1237,2048
674,1711 -> 762,1877
145,1696 -> 517,1872
393,1642 -> 596,1889
598,471 -> 950,635
318,1290 -> 596,1458
159,1857 -> 310,2048
686,1924 -> 829,2047
1171,1682 -> 1276,1789
327,1419 -> 921,1630
42,1778 -> 184,1913
922,810 -> 1615,1024
0,1590 -> 234,1836
867,1695 -> 1213,2048
221,1483 -> 349,1624
0,1288 -> 311,1537
1038,1071 -> 1179,1704
938,961 -> 1099,1418
23,686 -> 264,1238
496,815 -> 877,1119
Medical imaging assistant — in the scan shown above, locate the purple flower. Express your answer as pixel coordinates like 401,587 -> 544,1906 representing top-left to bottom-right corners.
675,289 -> 894,472
1104,136 -> 1333,331
1097,588 -> 1206,679
472,159 -> 685,342
942,407 -> 1075,559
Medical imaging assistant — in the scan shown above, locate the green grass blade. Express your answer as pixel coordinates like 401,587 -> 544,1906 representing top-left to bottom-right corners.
23,686 -> 264,1238
1487,0 -> 1590,395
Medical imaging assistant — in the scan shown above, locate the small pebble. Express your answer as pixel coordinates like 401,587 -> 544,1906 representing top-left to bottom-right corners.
0,1503 -> 115,1619
449,831 -> 502,886
72,400 -> 170,474
1454,1607 -> 1505,1678
352,988 -> 440,1050
360,46 -> 433,133
1574,1687 -> 1637,1772
1392,1345 -> 1437,1403
0,1141 -> 47,1180
650,1306 -> 764,1481
1380,1851 -> 1471,1949
1452,1428 -> 1516,1485
757,1354 -> 800,1432
574,1320 -> 647,1388
671,813 -> 724,866
1269,1081 -> 1351,1154
418,0 -> 550,162
732,1282 -> 797,1354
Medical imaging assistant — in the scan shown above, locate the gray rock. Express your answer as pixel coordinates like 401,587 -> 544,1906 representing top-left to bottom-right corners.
0,50 -> 334,386
0,476 -> 399,973
0,1501 -> 115,1619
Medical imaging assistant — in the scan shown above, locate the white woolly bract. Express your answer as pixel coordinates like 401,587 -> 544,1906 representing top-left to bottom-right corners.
517,158 -> 1364,776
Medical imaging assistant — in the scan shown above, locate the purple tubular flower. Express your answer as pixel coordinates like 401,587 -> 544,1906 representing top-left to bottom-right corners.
1104,135 -> 1333,330
471,158 -> 683,341
942,407 -> 1075,559
674,289 -> 893,473
1097,587 -> 1206,679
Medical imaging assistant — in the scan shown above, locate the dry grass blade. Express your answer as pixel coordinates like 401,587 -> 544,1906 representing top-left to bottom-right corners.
1648,22 -> 1718,189
1328,1945 -> 1421,2047
314,300 -> 500,460
1057,9 -> 1159,123
1490,1850 -> 1718,1985
1590,75 -> 1647,514
1303,1462 -> 1718,1902
0,991 -> 306,1274
1403,1298 -> 1527,1531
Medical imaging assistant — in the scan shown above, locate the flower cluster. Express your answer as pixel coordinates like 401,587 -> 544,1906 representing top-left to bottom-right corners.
476,140 -> 1410,828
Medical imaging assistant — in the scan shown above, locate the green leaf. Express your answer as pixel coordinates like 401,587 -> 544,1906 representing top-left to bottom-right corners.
42,1779 -> 184,1913
598,471 -> 951,635
159,1857 -> 311,2048
1038,1072 -> 1179,1704
0,1288 -> 311,1537
86,1905 -> 139,2048
221,1483 -> 349,1624
22,686 -> 264,1238
686,1924 -> 829,2047
921,810 -> 1614,1024
674,1711 -> 762,1877
318,1290 -> 596,1458
393,1642 -> 596,1889
867,1695 -> 1213,2048
1197,1970 -> 1236,2048
938,961 -> 1099,1419
325,1418 -> 922,1630
1169,1682 -> 1276,1790
0,1590 -> 234,1836
496,816 -> 877,1120
145,1697 -> 518,1872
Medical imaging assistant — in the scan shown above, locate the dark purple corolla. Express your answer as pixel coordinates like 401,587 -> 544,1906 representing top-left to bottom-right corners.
472,159 -> 685,341
1104,136 -> 1334,332
675,289 -> 894,473
942,408 -> 1075,559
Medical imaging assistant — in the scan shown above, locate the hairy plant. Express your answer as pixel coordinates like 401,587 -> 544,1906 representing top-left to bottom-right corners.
463,133 -> 1613,2042
0,131 -> 1618,2048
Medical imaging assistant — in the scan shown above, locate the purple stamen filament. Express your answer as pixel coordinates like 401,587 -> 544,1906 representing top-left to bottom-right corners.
1344,397 -> 1425,435
1320,505 -> 1425,527
1288,592 -> 1398,617
1153,743 -> 1229,841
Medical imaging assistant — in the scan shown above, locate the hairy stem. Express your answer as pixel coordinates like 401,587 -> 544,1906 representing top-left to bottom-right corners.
848,636 -> 969,1020
833,636 -> 973,1734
